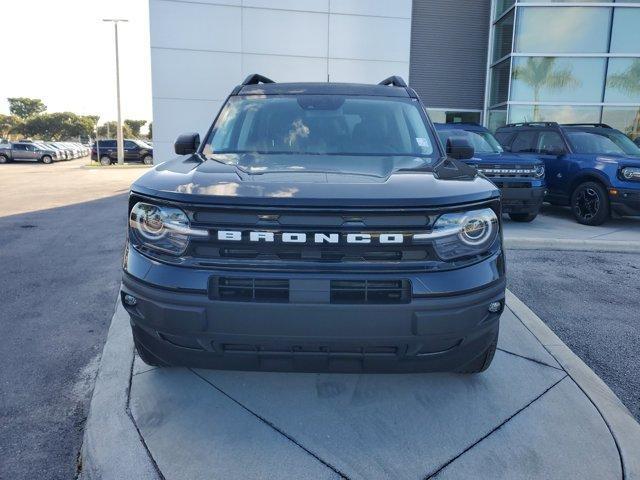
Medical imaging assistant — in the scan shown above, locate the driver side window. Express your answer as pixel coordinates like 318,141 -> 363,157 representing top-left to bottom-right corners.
536,132 -> 565,155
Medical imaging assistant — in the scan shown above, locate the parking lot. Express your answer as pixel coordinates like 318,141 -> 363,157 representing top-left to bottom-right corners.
0,160 -> 639,479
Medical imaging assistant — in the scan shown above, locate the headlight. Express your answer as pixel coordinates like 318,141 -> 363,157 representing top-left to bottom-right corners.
621,167 -> 640,181
534,165 -> 545,178
414,208 -> 499,260
129,202 -> 208,255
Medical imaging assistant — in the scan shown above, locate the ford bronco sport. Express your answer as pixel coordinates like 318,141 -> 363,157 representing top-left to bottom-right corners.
121,75 -> 506,373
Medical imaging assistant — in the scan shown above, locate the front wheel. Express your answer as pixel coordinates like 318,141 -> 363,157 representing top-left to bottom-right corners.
100,155 -> 112,166
509,212 -> 537,222
41,155 -> 53,164
0,155 -> 9,164
571,181 -> 609,226
142,155 -> 153,165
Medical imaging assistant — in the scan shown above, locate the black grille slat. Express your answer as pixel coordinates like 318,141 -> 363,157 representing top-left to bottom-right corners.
330,280 -> 410,304
214,277 -> 289,302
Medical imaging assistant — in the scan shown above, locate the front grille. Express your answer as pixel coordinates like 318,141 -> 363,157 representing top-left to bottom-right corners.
210,276 -> 411,304
478,165 -> 539,179
330,280 -> 410,304
222,343 -> 398,356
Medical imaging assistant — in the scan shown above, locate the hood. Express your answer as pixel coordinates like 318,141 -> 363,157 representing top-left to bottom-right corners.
466,152 -> 543,166
131,154 -> 499,208
594,154 -> 640,167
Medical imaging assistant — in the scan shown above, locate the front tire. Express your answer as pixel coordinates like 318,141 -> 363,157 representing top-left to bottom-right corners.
142,155 -> 153,165
571,181 -> 609,226
100,155 -> 112,166
456,334 -> 498,374
509,212 -> 537,222
0,154 -> 9,164
41,155 -> 53,164
133,334 -> 168,367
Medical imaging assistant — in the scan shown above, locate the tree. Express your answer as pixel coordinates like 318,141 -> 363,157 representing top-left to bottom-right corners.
147,122 -> 152,139
18,112 -> 96,140
607,59 -> 640,139
124,119 -> 147,138
97,121 -> 133,139
0,114 -> 22,139
512,58 -> 580,121
8,97 -> 47,119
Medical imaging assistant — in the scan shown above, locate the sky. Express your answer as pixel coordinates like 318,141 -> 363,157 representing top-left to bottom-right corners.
0,0 -> 152,127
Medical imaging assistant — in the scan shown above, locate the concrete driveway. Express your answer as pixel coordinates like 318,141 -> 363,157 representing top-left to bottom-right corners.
81,294 -> 640,480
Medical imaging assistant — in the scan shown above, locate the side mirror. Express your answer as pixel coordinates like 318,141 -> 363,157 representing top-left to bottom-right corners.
547,145 -> 565,156
174,133 -> 200,155
446,136 -> 474,160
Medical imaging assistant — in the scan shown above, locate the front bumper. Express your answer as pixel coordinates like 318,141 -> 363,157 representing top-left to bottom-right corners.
494,182 -> 546,214
121,246 -> 506,373
610,188 -> 640,217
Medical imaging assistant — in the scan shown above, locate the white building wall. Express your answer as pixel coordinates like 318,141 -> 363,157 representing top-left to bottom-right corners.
149,0 -> 412,162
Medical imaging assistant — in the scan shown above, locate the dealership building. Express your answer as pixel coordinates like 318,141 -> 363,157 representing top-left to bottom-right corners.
149,0 -> 640,161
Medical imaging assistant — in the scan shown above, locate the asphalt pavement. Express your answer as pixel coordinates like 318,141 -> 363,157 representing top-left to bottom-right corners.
506,249 -> 640,421
0,159 -> 145,480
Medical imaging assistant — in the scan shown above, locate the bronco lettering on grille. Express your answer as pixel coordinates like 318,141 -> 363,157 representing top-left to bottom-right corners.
216,231 -> 406,244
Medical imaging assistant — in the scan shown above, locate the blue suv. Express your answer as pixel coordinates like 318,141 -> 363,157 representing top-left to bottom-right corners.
435,123 -> 546,222
495,122 -> 640,225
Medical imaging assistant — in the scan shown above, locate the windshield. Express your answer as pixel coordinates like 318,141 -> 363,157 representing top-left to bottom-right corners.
567,130 -> 640,156
438,129 -> 503,154
203,95 -> 439,172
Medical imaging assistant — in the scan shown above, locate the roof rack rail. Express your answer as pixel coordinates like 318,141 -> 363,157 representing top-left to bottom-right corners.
241,73 -> 275,86
502,121 -> 559,128
562,123 -> 612,128
378,76 -> 407,88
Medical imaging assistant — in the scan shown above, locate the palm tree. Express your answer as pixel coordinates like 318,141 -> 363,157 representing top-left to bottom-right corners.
607,59 -> 640,139
512,58 -> 580,121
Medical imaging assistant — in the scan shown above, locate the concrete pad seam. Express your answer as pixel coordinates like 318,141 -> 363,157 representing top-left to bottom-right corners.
424,375 -> 568,479
133,365 -> 159,376
496,347 -> 564,372
125,346 -> 168,480
506,293 -> 629,480
189,368 -> 350,480
589,228 -> 628,240
505,238 -> 640,254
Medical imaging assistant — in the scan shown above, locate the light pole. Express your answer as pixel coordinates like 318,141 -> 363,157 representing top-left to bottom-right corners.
103,18 -> 128,165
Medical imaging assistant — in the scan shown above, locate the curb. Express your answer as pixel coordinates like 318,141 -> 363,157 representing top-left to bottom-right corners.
506,290 -> 640,480
78,301 -> 160,480
505,237 -> 640,254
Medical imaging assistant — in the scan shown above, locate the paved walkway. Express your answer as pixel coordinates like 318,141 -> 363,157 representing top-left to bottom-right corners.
503,205 -> 640,252
80,292 -> 640,480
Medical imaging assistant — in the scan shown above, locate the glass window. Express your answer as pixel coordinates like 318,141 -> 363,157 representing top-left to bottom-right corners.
511,131 -> 538,153
605,58 -> 640,103
490,59 -> 510,106
124,140 -> 137,148
493,10 -> 514,62
565,130 -> 633,155
602,107 -> 640,141
427,110 -> 481,124
495,0 -> 515,18
509,105 -> 601,124
488,109 -> 508,131
611,8 -> 640,53
536,131 -> 566,154
206,95 -> 438,158
515,7 -> 611,53
511,57 -> 606,103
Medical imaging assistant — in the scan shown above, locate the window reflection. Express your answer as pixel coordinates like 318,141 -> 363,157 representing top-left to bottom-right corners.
611,8 -> 640,53
515,7 -> 610,53
488,110 -> 507,131
602,107 -> 640,141
605,58 -> 640,103
495,0 -> 515,18
490,59 -> 510,106
511,57 -> 605,103
493,11 -> 514,61
509,105 -> 601,124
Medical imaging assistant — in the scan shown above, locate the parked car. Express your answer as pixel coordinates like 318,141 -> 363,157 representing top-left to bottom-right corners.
121,74 -> 506,374
634,137 -> 640,148
495,122 -> 640,225
91,139 -> 154,165
435,123 -> 546,222
41,142 -> 69,160
0,142 -> 60,164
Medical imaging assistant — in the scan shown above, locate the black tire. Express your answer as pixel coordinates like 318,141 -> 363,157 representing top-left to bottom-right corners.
456,335 -> 498,374
133,334 -> 168,367
509,212 -> 537,222
142,155 -> 153,165
0,154 -> 9,164
41,155 -> 53,164
100,155 -> 112,166
571,181 -> 610,226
